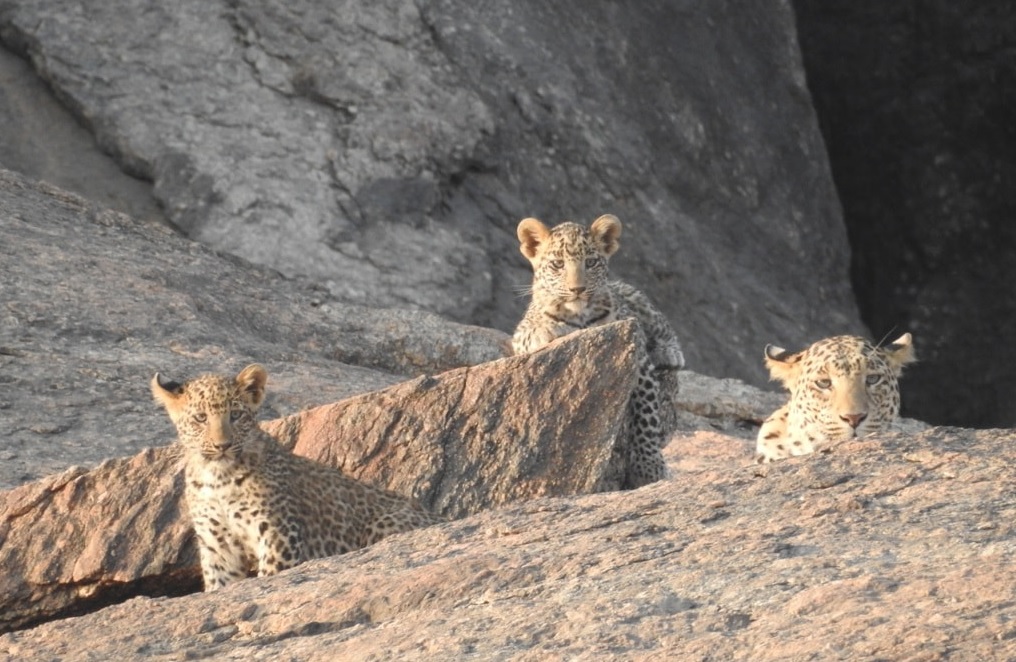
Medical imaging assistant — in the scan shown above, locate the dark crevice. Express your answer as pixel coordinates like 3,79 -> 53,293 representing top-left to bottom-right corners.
793,1 -> 1016,428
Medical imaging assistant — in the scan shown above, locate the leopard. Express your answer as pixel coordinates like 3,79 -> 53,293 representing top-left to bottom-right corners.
755,333 -> 915,463
511,214 -> 684,489
152,364 -> 442,590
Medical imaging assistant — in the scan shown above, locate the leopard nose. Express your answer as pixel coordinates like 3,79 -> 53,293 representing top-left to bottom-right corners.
570,286 -> 586,294
840,413 -> 867,429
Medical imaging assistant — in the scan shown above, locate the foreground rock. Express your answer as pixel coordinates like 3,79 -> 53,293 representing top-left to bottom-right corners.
0,322 -> 637,633
0,168 -> 507,490
0,0 -> 864,386
3,425 -> 1011,659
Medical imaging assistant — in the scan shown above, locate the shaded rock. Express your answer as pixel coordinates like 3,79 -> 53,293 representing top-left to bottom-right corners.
3,425 -> 1012,659
0,168 -> 506,489
0,0 -> 863,387
0,321 -> 638,633
793,2 -> 1016,427
0,45 -> 168,228
0,449 -> 197,634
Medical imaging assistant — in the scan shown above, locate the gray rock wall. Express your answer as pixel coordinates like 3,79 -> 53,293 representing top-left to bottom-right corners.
0,169 -> 507,489
0,0 -> 863,387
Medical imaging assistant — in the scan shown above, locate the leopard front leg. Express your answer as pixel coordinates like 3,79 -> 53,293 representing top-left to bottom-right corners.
255,519 -> 308,577
623,350 -> 668,489
192,518 -> 250,591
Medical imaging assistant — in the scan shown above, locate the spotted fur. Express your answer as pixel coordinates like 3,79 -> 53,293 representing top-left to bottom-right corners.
511,214 -> 684,488
756,334 -> 915,463
152,364 -> 442,590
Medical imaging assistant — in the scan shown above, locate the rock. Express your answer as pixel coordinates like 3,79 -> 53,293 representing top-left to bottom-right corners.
0,321 -> 638,633
266,324 -> 640,519
2,425 -> 1012,658
793,2 -> 1016,427
0,0 -> 864,388
0,449 -> 197,634
0,45 -> 168,229
0,168 -> 507,490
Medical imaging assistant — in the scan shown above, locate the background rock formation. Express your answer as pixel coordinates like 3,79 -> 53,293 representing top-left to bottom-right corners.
793,1 -> 1016,427
0,169 -> 505,489
0,0 -> 863,388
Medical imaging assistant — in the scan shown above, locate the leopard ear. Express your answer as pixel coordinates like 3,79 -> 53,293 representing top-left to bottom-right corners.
517,218 -> 551,260
883,332 -> 915,374
151,372 -> 185,414
236,364 -> 268,408
763,344 -> 804,387
590,214 -> 622,257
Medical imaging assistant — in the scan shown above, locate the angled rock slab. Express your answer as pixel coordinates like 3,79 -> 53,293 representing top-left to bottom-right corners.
265,320 -> 639,518
0,320 -> 637,632
0,449 -> 197,634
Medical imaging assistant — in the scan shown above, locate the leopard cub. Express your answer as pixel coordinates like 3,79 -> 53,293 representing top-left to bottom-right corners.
512,214 -> 684,488
152,364 -> 442,590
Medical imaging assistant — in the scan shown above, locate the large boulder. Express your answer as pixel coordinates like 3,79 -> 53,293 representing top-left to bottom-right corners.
2,425 -> 1011,658
0,0 -> 864,387
0,168 -> 507,489
793,2 -> 1016,427
0,321 -> 638,633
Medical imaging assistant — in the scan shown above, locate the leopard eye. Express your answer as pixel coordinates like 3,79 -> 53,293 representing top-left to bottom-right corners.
814,378 -> 832,390
229,409 -> 244,422
549,259 -> 564,270
192,412 -> 207,424
865,374 -> 882,386
585,257 -> 598,268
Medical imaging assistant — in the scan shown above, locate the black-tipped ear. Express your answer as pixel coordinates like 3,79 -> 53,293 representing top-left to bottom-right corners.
884,332 -> 916,372
155,373 -> 184,394
763,343 -> 803,386
764,344 -> 793,362
151,372 -> 186,412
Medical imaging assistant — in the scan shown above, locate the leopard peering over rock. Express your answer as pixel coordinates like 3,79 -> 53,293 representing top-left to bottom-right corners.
755,333 -> 915,463
152,364 -> 442,590
511,214 -> 684,488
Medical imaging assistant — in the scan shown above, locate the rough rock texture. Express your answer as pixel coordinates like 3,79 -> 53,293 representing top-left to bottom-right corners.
0,321 -> 639,633
793,2 -> 1016,427
3,425 -> 1012,659
0,168 -> 507,490
0,46 -> 168,228
0,0 -> 864,387
0,449 -> 196,634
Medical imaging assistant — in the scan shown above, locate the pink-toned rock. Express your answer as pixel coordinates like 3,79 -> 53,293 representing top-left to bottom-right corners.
0,449 -> 197,633
3,425 -> 1013,659
0,321 -> 638,632
264,321 -> 640,518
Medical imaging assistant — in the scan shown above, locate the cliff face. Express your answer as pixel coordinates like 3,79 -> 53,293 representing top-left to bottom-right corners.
0,0 -> 862,388
794,1 -> 1016,427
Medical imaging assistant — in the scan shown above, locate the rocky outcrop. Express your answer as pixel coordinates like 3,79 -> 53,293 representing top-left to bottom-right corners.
3,425 -> 1011,659
0,168 -> 507,490
0,0 -> 864,388
0,321 -> 639,632
793,2 -> 1016,427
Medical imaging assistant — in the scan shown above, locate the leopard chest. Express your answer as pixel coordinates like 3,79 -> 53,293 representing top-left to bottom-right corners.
185,462 -> 278,521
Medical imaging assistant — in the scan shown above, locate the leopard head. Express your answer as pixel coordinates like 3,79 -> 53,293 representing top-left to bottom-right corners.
764,334 -> 915,442
517,214 -> 621,317
152,364 -> 267,461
